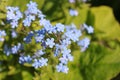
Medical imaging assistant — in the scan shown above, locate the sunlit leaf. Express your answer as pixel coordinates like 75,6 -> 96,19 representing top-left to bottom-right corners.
90,6 -> 120,41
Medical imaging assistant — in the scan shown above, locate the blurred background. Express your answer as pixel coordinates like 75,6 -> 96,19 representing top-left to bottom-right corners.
0,0 -> 120,80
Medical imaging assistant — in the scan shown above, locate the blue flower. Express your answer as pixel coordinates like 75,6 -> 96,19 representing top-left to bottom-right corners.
23,16 -> 32,27
54,44 -> 61,57
61,48 -> 71,55
11,43 -> 23,54
65,53 -> 73,61
86,26 -> 94,34
38,12 -> 45,19
61,39 -> 71,46
59,57 -> 68,64
6,6 -> 23,28
39,19 -> 53,34
0,30 -> 6,42
4,1 -> 94,73
63,24 -> 82,42
77,37 -> 90,52
0,38 -> 5,42
24,31 -> 34,43
35,28 -> 46,35
45,38 -> 55,48
61,48 -> 73,62
4,44 -> 11,56
69,9 -> 78,16
11,46 -> 18,54
11,30 -> 17,38
35,35 -> 44,43
34,49 -> 45,57
56,63 -> 69,73
26,1 -> 39,15
83,24 -> 94,34
0,30 -> 6,36
55,23 -> 65,32
19,55 -> 32,64
23,1 -> 43,27
32,58 -> 48,68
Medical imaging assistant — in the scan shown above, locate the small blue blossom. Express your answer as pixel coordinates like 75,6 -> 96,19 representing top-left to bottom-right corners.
35,35 -> 44,43
34,49 -> 45,57
38,12 -> 45,19
41,41 -> 47,49
11,30 -> 17,38
69,0 -> 75,3
65,53 -> 73,61
6,7 -> 16,20
63,24 -> 82,42
61,48 -> 71,55
54,44 -> 61,57
4,44 -> 11,56
77,37 -> 90,52
24,31 -> 34,43
23,16 -> 32,27
35,28 -> 46,35
59,57 -> 68,64
11,46 -> 18,54
46,38 -> 55,48
32,58 -> 48,68
39,19 -> 48,26
6,6 -> 23,28
86,26 -> 94,34
23,1 -> 43,27
83,24 -> 94,34
11,43 -> 23,54
26,1 -> 39,15
0,38 -> 4,42
0,30 -> 6,42
69,9 -> 78,16
56,63 -> 69,73
0,30 -> 6,36
39,19 -> 53,34
55,23 -> 65,32
10,20 -> 18,28
61,48 -> 73,62
19,55 -> 32,64
61,39 -> 71,46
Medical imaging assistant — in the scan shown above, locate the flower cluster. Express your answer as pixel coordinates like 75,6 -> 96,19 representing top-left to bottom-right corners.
23,1 -> 45,27
3,1 -> 94,73
6,6 -> 23,28
4,43 -> 23,56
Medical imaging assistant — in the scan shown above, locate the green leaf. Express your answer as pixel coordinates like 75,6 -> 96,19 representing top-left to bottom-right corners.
0,0 -> 7,12
89,6 -> 120,41
22,71 -> 33,80
80,42 -> 120,80
0,13 -> 6,19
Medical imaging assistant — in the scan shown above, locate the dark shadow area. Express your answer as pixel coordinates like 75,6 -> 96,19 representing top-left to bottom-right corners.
90,0 -> 120,23
111,73 -> 120,80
